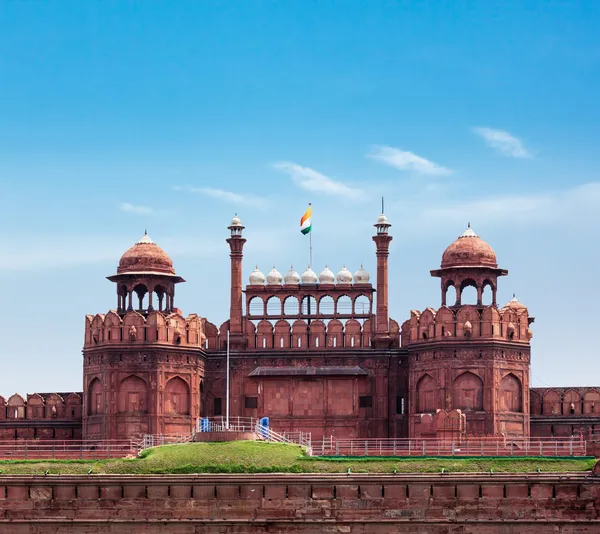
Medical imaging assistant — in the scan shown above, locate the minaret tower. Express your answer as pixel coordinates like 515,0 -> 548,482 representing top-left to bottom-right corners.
372,209 -> 392,347
226,215 -> 247,349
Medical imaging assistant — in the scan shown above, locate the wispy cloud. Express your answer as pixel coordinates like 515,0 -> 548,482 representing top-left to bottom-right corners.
120,202 -> 154,215
419,182 -> 600,226
272,161 -> 363,199
368,145 -> 453,176
173,186 -> 267,207
0,234 -> 225,272
473,127 -> 532,158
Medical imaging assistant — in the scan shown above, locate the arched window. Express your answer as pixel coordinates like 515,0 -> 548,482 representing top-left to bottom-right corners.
283,296 -> 299,316
444,281 -> 457,306
481,280 -> 494,306
318,295 -> 334,315
354,295 -> 371,319
266,296 -> 282,316
248,296 -> 265,316
336,295 -> 352,315
460,279 -> 477,305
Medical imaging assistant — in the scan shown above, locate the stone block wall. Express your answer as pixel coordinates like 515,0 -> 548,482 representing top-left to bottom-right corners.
0,472 -> 597,533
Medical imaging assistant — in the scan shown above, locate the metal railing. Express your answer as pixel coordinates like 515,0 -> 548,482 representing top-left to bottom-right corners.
137,433 -> 194,452
309,436 -> 588,457
0,439 -> 135,460
195,416 -> 259,434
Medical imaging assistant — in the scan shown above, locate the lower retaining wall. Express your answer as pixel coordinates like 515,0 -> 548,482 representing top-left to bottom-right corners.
0,472 -> 598,533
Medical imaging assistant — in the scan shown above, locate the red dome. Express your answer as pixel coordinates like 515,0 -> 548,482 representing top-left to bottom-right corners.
117,233 -> 175,275
441,226 -> 497,269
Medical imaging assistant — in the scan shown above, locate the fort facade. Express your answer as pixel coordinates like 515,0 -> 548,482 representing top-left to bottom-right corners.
1,213 -> 598,443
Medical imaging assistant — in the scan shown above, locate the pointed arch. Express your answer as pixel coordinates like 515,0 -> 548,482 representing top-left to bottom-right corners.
453,372 -> 483,411
500,373 -> 522,413
165,376 -> 190,415
118,375 -> 148,414
88,378 -> 104,415
416,374 -> 437,413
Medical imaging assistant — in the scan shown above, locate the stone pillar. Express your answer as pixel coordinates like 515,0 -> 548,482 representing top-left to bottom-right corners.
226,216 -> 247,350
372,213 -> 392,347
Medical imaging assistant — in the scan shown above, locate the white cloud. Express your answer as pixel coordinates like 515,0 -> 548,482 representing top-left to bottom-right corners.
368,146 -> 453,176
120,202 -> 154,215
272,161 -> 363,199
473,127 -> 532,158
418,182 -> 600,227
173,186 -> 267,207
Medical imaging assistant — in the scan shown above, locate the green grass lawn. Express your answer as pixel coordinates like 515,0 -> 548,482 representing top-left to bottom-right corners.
0,441 -> 595,475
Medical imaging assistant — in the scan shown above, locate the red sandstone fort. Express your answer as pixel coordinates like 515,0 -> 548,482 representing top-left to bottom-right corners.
1,213 -> 598,443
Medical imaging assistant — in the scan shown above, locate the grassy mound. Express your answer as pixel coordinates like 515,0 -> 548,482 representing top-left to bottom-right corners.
0,441 -> 594,475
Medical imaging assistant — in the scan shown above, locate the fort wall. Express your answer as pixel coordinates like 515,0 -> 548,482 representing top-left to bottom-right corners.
0,473 -> 598,533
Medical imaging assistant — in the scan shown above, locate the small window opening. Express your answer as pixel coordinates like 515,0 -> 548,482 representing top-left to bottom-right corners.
359,396 -> 373,409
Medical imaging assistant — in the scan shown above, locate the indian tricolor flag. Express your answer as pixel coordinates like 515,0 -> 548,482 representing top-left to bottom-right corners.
300,205 -> 312,235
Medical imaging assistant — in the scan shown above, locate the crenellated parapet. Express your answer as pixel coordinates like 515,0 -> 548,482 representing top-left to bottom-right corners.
403,300 -> 533,347
203,317 -> 401,351
531,387 -> 600,417
0,392 -> 82,421
84,310 -> 206,348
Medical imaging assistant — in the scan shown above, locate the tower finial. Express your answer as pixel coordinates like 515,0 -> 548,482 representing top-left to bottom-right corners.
144,228 -> 147,235
382,196 -> 385,214
467,221 -> 471,228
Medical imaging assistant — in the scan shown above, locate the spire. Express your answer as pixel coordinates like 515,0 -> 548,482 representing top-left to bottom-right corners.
460,223 -> 478,238
137,231 -> 153,244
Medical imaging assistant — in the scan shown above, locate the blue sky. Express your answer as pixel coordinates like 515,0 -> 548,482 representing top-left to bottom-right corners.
1,1 -> 599,394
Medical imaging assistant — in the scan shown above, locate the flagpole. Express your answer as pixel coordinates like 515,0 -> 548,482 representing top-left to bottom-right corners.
308,202 -> 312,267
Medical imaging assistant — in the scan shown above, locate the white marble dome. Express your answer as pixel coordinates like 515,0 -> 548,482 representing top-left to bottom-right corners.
376,214 -> 390,225
230,214 -> 243,227
319,265 -> 335,284
284,266 -> 300,285
249,266 -> 265,285
354,264 -> 370,283
266,266 -> 283,285
301,266 -> 318,284
336,265 -> 353,284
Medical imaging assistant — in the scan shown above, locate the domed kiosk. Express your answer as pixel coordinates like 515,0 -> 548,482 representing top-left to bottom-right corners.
431,224 -> 507,307
107,232 -> 185,314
